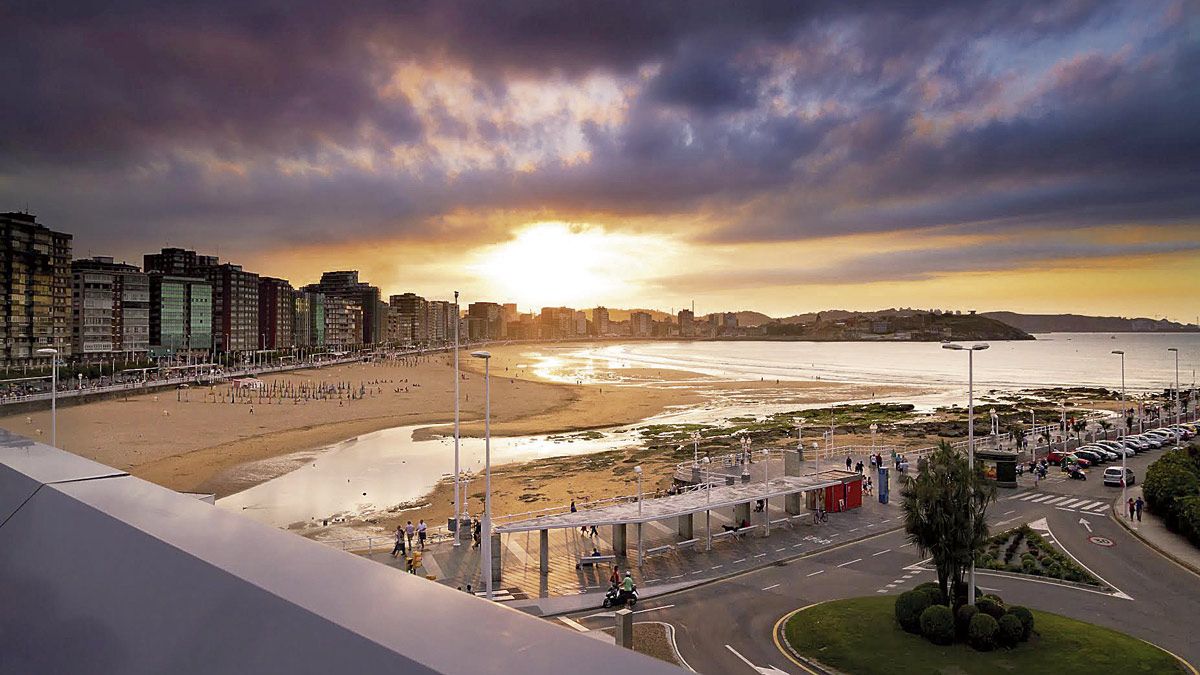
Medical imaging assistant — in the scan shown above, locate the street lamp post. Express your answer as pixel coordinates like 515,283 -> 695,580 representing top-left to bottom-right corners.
635,465 -> 643,567
36,348 -> 58,446
471,350 -> 493,600
703,457 -> 712,551
691,431 -> 701,468
1168,348 -> 1180,427
453,291 -> 461,547
1112,350 -> 1127,505
762,447 -> 771,535
740,434 -> 751,478
942,342 -> 989,606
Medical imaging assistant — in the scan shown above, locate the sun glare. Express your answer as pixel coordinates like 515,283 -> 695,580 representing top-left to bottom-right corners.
470,222 -> 672,308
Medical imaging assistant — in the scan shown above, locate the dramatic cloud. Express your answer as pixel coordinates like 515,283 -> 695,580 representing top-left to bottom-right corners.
0,0 -> 1196,315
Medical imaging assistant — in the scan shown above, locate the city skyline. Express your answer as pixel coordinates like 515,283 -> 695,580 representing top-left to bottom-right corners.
3,1 -> 1198,320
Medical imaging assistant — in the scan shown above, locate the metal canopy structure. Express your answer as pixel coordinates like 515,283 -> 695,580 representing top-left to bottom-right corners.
495,470 -> 857,533
0,430 -> 684,675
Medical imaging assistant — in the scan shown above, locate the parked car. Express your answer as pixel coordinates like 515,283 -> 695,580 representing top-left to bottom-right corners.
1121,438 -> 1150,452
1061,454 -> 1092,469
1168,425 -> 1194,440
1102,466 -> 1135,487
1132,434 -> 1165,449
1074,449 -> 1106,465
1095,441 -> 1134,457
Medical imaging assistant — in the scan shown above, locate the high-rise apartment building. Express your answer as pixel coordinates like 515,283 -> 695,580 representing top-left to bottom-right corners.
538,307 -> 575,339
144,248 -> 256,352
630,311 -> 653,337
1,212 -> 72,365
592,307 -> 610,336
677,309 -> 694,337
70,257 -> 150,359
258,277 -> 295,349
293,291 -> 325,348
323,295 -> 357,348
390,293 -> 428,345
468,302 -> 504,340
148,275 -> 212,353
303,271 -> 381,345
427,300 -> 451,344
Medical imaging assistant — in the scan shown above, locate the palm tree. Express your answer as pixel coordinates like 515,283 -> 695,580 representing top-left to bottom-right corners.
1072,419 -> 1088,441
901,442 -> 995,607
1098,419 -> 1112,440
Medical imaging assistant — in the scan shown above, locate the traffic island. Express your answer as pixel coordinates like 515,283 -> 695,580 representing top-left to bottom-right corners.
775,596 -> 1191,674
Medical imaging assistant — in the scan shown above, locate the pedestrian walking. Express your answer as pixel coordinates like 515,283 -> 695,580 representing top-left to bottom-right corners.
405,520 -> 415,547
391,525 -> 406,558
590,524 -> 598,537
1126,498 -> 1135,520
417,519 -> 427,550
1135,496 -> 1144,522
473,518 -> 481,547
846,455 -> 852,470
570,499 -> 577,513
855,460 -> 864,474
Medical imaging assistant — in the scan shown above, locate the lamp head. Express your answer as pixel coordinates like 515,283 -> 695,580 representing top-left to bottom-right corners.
971,344 -> 990,351
36,348 -> 57,355
1112,350 -> 1124,355
470,350 -> 491,359
941,343 -> 964,351
1168,348 -> 1179,353
633,465 -> 642,474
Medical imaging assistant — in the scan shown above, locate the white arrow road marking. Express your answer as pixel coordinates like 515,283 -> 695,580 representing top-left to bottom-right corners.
725,644 -> 790,674
1079,518 -> 1092,533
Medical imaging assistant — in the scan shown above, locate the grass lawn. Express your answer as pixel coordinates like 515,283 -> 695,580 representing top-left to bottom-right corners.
783,596 -> 1185,674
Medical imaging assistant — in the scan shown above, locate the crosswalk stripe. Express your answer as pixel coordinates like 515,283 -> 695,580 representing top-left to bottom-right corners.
1043,497 -> 1066,505
1077,500 -> 1103,511
1060,499 -> 1082,508
1019,493 -> 1039,501
1029,495 -> 1053,503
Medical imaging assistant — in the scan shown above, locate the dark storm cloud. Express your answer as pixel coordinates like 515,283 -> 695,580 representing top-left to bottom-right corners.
0,0 -> 1196,263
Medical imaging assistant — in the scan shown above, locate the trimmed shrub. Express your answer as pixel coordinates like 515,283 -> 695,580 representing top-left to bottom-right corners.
982,593 -> 1005,606
1007,606 -> 1034,641
968,612 -> 999,651
1021,558 -> 1037,573
895,590 -> 930,634
955,604 -> 978,641
976,597 -> 1005,621
919,605 -> 955,645
914,583 -> 946,606
998,613 -> 1024,648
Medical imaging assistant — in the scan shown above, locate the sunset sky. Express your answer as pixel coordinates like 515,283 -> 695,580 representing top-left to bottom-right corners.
3,1 -> 1198,320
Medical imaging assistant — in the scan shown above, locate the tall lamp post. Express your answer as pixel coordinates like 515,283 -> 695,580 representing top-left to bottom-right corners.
634,465 -> 643,567
740,434 -> 751,478
1168,348 -> 1180,427
36,348 -> 58,447
1112,350 -> 1127,504
942,342 -> 989,606
471,350 -> 493,600
702,457 -> 712,551
453,291 -> 461,547
691,431 -> 701,468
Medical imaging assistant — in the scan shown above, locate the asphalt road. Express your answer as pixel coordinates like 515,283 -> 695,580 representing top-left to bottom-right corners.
568,445 -> 1200,674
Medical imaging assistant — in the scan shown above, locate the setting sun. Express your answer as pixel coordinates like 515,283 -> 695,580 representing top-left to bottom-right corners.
469,222 -> 678,309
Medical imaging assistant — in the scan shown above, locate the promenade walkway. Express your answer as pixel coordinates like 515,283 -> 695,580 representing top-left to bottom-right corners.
1114,485 -> 1200,577
360,470 -> 901,614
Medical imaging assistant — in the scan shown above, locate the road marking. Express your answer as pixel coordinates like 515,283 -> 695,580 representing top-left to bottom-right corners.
1056,507 -> 1078,513
1003,510 -> 1016,515
881,518 -> 891,523
711,565 -> 723,570
849,527 -> 859,532
872,549 -> 892,556
762,583 -> 781,591
899,542 -> 914,548
1044,496 -> 1067,505
754,553 -> 767,558
1060,499 -> 1083,508
1017,493 -> 1037,501
690,570 -> 703,575
807,570 -> 825,577
669,574 -> 683,580
1080,500 -> 1106,511
733,558 -> 747,564
792,543 -> 804,548
776,547 -> 787,552
725,644 -> 789,675
558,617 -> 590,632
876,589 -> 889,593
885,583 -> 897,588
837,558 -> 862,568
1029,494 -> 1053,503
634,604 -> 674,614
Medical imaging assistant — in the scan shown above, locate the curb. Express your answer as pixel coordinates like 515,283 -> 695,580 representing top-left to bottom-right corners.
1111,496 -> 1200,579
538,523 -> 907,618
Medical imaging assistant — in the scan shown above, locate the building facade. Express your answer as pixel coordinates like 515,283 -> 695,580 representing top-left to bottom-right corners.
1,212 -> 72,365
390,293 -> 428,345
258,277 -> 295,349
303,271 -> 381,345
70,257 -> 150,359
592,307 -> 610,336
677,309 -> 694,337
630,311 -> 653,337
148,275 -> 212,353
293,291 -> 325,348
468,302 -> 504,340
323,295 -> 357,349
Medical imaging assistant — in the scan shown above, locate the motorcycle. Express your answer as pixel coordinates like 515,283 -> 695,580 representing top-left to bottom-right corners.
602,584 -> 638,609
1068,468 -> 1087,481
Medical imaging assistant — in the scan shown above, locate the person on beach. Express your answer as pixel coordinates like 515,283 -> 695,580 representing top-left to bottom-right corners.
417,519 -> 427,550
392,525 -> 405,558
405,520 -> 416,547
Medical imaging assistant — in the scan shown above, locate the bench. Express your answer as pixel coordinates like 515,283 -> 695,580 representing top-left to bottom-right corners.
644,544 -> 674,556
769,517 -> 792,528
675,538 -> 698,550
576,554 -> 617,569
